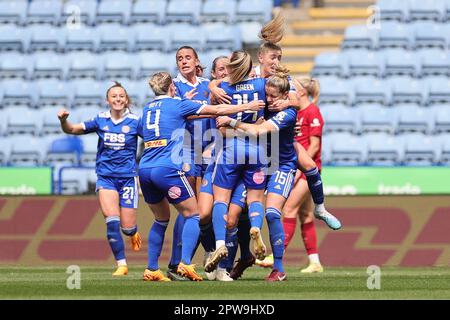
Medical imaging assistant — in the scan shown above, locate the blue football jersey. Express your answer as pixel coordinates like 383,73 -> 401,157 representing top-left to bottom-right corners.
82,110 -> 140,178
265,107 -> 298,165
139,95 -> 205,170
219,77 -> 267,123
173,74 -> 214,152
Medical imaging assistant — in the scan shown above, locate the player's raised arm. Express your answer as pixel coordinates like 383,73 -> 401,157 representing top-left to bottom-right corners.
199,99 -> 265,116
57,109 -> 85,135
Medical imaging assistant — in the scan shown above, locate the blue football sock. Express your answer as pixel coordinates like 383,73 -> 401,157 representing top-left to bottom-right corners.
169,213 -> 184,268
266,207 -> 285,273
238,212 -> 252,259
199,221 -> 216,253
249,201 -> 265,230
147,220 -> 169,271
181,214 -> 201,265
220,227 -> 238,271
121,225 -> 137,237
212,201 -> 228,244
304,167 -> 324,205
106,216 -> 126,262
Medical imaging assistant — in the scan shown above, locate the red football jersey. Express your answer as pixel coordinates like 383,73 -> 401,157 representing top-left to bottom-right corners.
295,103 -> 324,170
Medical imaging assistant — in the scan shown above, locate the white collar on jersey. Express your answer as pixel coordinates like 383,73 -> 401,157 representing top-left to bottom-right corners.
255,65 -> 261,78
176,73 -> 201,87
154,95 -> 172,100
106,109 -> 130,125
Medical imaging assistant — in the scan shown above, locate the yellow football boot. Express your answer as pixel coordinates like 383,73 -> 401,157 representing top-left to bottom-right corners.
112,265 -> 128,276
143,269 -> 171,282
301,262 -> 324,273
177,263 -> 203,281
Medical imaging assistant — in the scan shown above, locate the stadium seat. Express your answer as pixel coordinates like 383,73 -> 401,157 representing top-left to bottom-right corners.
29,25 -> 66,53
0,139 -> 11,165
312,52 -> 348,78
203,23 -> 241,51
366,133 -> 404,166
59,168 -> 89,195
378,22 -> 413,49
445,0 -> 450,21
433,105 -> 450,133
134,24 -> 170,52
5,107 -> 42,136
238,22 -> 263,47
389,77 -> 424,105
98,24 -> 135,52
354,79 -> 390,105
320,104 -> 360,134
201,0 -> 237,24
341,24 -> 378,50
413,22 -> 447,49
383,49 -> 420,77
1,79 -> 37,108
403,133 -> 440,166
359,104 -> 397,134
166,0 -> 202,24
79,134 -> 98,167
397,105 -> 434,134
425,76 -> 450,105
319,77 -> 353,105
62,0 -> 98,26
0,0 -> 28,25
36,79 -> 73,108
131,0 -> 166,25
67,51 -> 103,80
377,0 -> 409,22
40,106 -> 64,136
418,49 -> 450,77
345,50 -> 384,77
408,0 -> 445,22
169,24 -> 205,52
72,79 -> 106,108
73,105 -> 104,123
45,136 -> 83,167
102,52 -> 138,80
65,27 -> 100,53
96,0 -> 132,25
8,136 -> 46,167
32,52 -> 67,80
236,0 -> 272,23
439,134 -> 450,165
328,133 -> 367,166
0,53 -> 34,80
27,0 -> 62,25
0,25 -> 30,52
138,51 -> 174,80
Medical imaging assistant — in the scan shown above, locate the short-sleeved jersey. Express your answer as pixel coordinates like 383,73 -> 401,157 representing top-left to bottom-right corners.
295,103 -> 324,169
173,74 -> 214,152
219,77 -> 267,123
139,95 -> 204,170
266,107 -> 298,166
82,110 -> 140,178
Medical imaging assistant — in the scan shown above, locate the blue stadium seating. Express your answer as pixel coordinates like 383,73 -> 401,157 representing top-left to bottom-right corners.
67,51 -> 102,80
328,134 -> 367,166
366,133 -> 404,166
202,0 -> 237,24
29,25 -> 66,53
5,106 -> 42,136
419,49 -> 450,77
62,0 -> 98,26
0,25 -> 30,52
341,24 -> 378,50
0,139 -> 11,165
65,27 -> 99,52
439,134 -> 450,165
46,136 -> 83,166
236,0 -> 272,23
238,21 -> 263,47
59,168 -> 89,194
79,134 -> 98,166
426,76 -> 450,105
320,104 -> 359,134
131,0 -> 166,25
33,52 -> 67,80
27,0 -> 62,26
72,79 -> 106,108
433,105 -> 450,133
8,135 -> 45,167
169,23 -> 205,51
97,24 -> 135,52
319,77 -> 353,105
359,104 -> 397,134
138,51 -> 173,80
313,53 -> 348,78
134,24 -> 170,52
389,77 -> 424,105
408,0 -> 445,22
96,0 -> 132,25
354,79 -> 390,105
0,53 -> 34,80
378,22 -> 413,49
397,105 -> 434,134
413,22 -> 447,49
378,0 -> 409,22
40,106 -> 64,136
203,23 -> 241,51
345,50 -> 384,77
102,52 -> 138,80
0,0 -> 28,25
73,105 -> 104,123
166,0 -> 202,25
36,79 -> 73,107
383,49 -> 420,77
403,133 -> 440,166
1,79 -> 37,107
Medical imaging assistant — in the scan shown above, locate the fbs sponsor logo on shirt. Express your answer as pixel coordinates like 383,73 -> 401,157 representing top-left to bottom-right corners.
144,139 -> 167,149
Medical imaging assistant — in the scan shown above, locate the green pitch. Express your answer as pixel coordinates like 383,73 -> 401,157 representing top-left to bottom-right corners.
1,266 -> 449,300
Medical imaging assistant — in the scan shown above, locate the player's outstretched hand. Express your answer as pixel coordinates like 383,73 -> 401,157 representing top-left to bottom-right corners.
247,100 -> 266,111
211,87 -> 231,104
57,109 -> 70,123
216,116 -> 232,128
185,88 -> 198,100
268,99 -> 290,112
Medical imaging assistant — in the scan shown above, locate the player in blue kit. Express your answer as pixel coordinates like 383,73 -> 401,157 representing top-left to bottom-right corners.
216,66 -> 297,281
204,50 -> 270,273
139,72 -> 265,282
166,46 -> 217,281
57,82 -> 142,276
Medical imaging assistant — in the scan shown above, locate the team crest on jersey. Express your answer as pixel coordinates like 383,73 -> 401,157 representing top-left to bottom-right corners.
274,111 -> 287,122
168,186 -> 182,199
122,125 -> 130,133
253,171 -> 265,184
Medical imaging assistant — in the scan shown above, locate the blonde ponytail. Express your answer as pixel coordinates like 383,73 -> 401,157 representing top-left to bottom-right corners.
227,51 -> 253,85
294,77 -> 320,105
259,13 -> 285,44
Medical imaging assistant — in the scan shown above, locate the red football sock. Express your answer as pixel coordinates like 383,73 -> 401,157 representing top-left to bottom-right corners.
301,221 -> 318,255
283,217 -> 297,249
